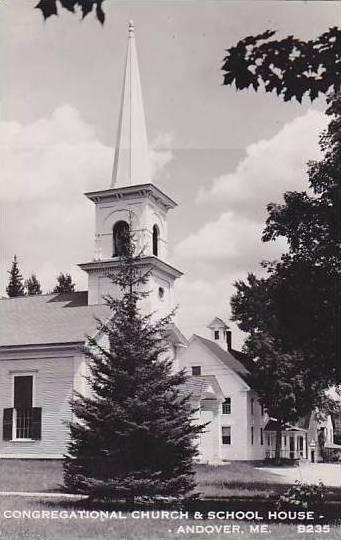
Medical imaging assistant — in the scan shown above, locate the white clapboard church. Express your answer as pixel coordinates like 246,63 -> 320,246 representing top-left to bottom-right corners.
0,22 -> 336,464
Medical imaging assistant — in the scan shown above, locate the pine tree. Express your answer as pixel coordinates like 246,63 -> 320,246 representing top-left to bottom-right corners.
63,232 -> 202,501
25,274 -> 42,296
53,273 -> 76,294
6,255 -> 25,297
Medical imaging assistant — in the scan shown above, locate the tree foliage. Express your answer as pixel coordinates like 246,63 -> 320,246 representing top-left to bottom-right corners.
25,274 -> 43,296
35,0 -> 106,24
63,231 -> 202,501
6,255 -> 25,298
231,93 -> 341,458
53,273 -> 76,294
222,27 -> 341,102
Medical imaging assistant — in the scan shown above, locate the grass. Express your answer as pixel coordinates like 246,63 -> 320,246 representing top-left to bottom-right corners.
0,461 -> 340,538
195,463 -> 287,498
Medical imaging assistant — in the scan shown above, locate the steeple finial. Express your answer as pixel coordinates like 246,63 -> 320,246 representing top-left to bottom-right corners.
128,19 -> 134,36
111,21 -> 151,188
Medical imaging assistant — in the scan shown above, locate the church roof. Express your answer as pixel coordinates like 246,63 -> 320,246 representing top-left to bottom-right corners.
0,292 -> 111,348
193,334 -> 250,382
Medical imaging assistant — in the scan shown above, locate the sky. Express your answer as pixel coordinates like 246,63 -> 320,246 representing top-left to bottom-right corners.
0,0 -> 339,347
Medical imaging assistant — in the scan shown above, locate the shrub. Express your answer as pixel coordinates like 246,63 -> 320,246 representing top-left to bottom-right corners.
277,481 -> 326,511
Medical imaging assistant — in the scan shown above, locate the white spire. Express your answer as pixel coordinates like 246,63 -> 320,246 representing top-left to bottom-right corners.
111,20 -> 151,188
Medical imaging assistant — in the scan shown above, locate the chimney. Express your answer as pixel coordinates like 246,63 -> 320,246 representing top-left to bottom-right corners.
226,330 -> 232,352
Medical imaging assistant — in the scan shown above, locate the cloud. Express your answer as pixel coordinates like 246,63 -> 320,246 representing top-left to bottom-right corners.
197,109 -> 327,222
173,109 -> 327,343
0,105 -> 174,294
150,132 -> 174,179
175,211 -> 287,267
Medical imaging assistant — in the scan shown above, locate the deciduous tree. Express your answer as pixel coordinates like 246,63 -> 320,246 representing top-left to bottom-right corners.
53,273 -> 76,294
25,274 -> 43,296
35,0 -> 106,23
222,28 -> 341,102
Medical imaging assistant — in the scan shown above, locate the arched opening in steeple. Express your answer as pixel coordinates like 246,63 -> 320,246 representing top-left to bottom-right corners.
152,224 -> 159,256
113,220 -> 129,257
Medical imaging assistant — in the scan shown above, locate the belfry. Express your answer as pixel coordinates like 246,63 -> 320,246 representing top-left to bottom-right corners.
79,21 -> 182,315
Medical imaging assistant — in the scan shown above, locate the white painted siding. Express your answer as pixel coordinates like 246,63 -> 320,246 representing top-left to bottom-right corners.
0,350 -> 77,458
178,339 -> 251,461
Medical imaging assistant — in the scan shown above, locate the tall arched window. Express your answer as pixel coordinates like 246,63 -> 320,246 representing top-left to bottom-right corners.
113,220 -> 129,257
152,225 -> 159,256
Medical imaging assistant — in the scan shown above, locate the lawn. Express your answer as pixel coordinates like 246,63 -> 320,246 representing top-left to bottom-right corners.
2,460 -> 341,500
0,461 -> 340,539
195,463 -> 287,498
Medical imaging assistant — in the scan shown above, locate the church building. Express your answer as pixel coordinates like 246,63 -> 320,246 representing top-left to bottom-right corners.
0,22 -> 334,464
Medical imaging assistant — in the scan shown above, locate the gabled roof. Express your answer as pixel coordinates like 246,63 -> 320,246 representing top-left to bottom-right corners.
207,317 -> 229,329
0,292 -> 111,348
193,334 -> 250,382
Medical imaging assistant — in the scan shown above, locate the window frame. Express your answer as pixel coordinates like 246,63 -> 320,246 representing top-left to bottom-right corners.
222,426 -> 231,445
112,220 -> 130,257
152,224 -> 159,257
222,397 -> 231,415
10,371 -> 36,441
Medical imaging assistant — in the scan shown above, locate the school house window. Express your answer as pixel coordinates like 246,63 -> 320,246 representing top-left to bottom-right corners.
2,374 -> 42,441
191,366 -> 201,376
222,426 -> 231,445
250,398 -> 254,415
222,397 -> 231,415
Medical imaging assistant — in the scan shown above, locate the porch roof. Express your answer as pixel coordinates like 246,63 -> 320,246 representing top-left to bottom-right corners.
264,418 -> 307,432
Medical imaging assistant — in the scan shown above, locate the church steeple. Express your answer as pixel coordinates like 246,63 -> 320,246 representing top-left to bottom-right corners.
80,21 -> 182,314
111,20 -> 151,188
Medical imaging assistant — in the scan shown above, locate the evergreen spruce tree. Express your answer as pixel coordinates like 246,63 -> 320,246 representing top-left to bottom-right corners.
25,274 -> 42,296
63,231 -> 202,501
6,255 -> 25,297
53,273 -> 76,294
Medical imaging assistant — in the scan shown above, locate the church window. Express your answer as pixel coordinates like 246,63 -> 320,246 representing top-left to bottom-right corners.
222,426 -> 231,445
251,426 -> 254,445
158,287 -> 165,300
2,374 -> 42,441
222,398 -> 231,414
192,366 -> 201,376
251,398 -> 254,415
113,221 -> 129,257
260,428 -> 264,445
214,330 -> 220,340
14,376 -> 33,439
152,225 -> 159,256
